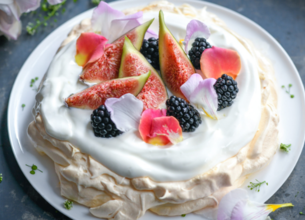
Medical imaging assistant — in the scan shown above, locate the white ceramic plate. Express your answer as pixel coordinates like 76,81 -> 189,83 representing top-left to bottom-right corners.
8,0 -> 305,219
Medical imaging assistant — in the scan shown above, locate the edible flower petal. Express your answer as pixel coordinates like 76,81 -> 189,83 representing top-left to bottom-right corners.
217,189 -> 293,220
92,1 -> 144,43
139,109 -> 182,146
184,19 -> 210,52
150,116 -> 183,145
180,74 -> 218,119
105,94 -> 143,132
75,32 -> 108,67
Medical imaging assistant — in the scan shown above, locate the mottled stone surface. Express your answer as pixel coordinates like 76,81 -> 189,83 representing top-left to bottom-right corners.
0,0 -> 304,219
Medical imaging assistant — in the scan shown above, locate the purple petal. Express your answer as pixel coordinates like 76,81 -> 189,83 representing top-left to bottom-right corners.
0,4 -> 21,40
184,19 -> 210,52
145,28 -> 158,39
217,189 -> 248,220
105,94 -> 143,132
91,2 -> 145,43
108,11 -> 143,43
91,1 -> 124,36
181,74 -> 218,119
16,0 -> 40,14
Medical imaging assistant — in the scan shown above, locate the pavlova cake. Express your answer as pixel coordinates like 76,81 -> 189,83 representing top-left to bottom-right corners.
27,1 -> 279,219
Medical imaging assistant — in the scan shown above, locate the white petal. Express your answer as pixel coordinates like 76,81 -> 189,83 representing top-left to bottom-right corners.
47,0 -> 64,5
105,94 -> 143,132
180,73 -> 201,101
181,74 -> 218,119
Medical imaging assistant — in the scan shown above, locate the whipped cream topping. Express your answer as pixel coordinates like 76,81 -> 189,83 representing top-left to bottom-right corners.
28,1 -> 279,219
34,11 -> 261,182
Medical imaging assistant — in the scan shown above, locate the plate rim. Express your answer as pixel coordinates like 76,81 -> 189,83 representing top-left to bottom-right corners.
7,0 -> 305,219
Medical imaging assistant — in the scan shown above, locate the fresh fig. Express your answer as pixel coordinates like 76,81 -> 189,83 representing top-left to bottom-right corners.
66,71 -> 151,109
119,36 -> 167,110
158,10 -> 195,100
80,19 -> 154,83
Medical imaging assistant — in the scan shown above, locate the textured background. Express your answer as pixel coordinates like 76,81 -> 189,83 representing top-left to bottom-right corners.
0,0 -> 304,219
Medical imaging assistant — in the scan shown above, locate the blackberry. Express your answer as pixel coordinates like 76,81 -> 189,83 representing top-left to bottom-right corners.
91,105 -> 123,138
140,37 -> 160,70
188,37 -> 211,69
213,74 -> 239,111
166,96 -> 202,132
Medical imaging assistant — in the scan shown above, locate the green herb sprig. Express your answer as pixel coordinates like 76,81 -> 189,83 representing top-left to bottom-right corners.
248,179 -> 268,192
21,104 -> 26,110
26,0 -> 68,35
0,173 -> 3,183
64,200 -> 73,210
280,143 -> 291,152
300,212 -> 305,215
30,77 -> 39,91
92,0 -> 103,5
26,164 -> 43,175
181,214 -> 186,217
281,84 -> 294,98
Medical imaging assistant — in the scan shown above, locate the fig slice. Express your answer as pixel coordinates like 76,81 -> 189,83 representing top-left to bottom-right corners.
158,10 -> 195,100
200,46 -> 241,80
80,19 -> 154,83
119,36 -> 167,110
66,71 -> 151,109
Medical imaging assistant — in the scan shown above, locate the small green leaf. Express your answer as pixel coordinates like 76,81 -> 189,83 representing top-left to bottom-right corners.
291,95 -> 294,98
0,173 -> 3,183
181,214 -> 186,217
64,200 -> 73,210
30,170 -> 35,175
280,143 -> 291,152
289,84 -> 292,87
32,165 -> 38,170
281,85 -> 285,88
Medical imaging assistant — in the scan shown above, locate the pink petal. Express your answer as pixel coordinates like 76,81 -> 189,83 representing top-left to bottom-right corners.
180,74 -> 218,119
75,32 -> 108,67
184,19 -> 210,52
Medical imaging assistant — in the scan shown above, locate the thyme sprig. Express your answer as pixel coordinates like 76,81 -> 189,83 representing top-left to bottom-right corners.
0,173 -> 2,183
64,200 -> 73,210
248,179 -> 268,192
26,0 -> 67,35
280,143 -> 291,152
26,164 -> 43,175
281,84 -> 294,98
30,77 -> 39,91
